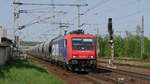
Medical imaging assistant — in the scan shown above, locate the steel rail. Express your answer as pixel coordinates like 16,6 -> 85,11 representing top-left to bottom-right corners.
99,66 -> 150,80
98,60 -> 150,69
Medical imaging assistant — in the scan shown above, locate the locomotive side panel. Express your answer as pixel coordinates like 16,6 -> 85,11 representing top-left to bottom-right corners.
51,38 -> 68,63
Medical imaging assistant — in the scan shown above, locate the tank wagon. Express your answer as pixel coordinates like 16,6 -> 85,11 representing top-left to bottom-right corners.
27,29 -> 97,71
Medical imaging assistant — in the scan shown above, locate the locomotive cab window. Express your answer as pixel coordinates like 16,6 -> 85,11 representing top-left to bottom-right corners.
72,38 -> 93,50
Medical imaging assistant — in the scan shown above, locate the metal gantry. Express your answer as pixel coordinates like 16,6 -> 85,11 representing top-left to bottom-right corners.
12,1 -> 88,55
13,2 -> 88,29
13,2 -> 88,7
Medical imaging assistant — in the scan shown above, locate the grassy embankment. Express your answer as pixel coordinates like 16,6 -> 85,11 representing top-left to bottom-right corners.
117,61 -> 150,68
100,57 -> 150,68
0,58 -> 64,84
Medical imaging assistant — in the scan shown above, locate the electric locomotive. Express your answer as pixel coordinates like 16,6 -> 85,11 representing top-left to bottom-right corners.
50,29 -> 97,71
27,29 -> 97,72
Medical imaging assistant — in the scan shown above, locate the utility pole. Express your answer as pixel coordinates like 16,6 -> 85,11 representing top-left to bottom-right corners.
13,0 -> 19,42
13,0 -> 21,57
77,6 -> 81,28
96,25 -> 100,58
141,16 -> 144,58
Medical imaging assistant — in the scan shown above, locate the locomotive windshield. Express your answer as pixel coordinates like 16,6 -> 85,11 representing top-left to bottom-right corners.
72,38 -> 93,50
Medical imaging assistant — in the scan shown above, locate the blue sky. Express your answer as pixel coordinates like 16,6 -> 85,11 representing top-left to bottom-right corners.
0,0 -> 150,41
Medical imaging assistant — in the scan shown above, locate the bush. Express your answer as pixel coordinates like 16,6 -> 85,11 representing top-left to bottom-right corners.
97,34 -> 150,59
142,52 -> 150,60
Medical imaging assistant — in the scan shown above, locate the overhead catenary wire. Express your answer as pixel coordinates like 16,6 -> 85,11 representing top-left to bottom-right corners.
20,7 -> 52,11
81,0 -> 111,15
18,9 -> 67,14
78,1 -> 145,27
113,7 -> 150,27
67,0 -> 111,23
13,0 -> 88,41
81,0 -> 147,27
100,0 -> 150,25
89,2 -> 150,30
13,0 -> 150,41
115,7 -> 150,21
17,13 -> 66,30
91,0 -> 138,17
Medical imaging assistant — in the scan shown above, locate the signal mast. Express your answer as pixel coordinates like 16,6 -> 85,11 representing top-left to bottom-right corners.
108,18 -> 116,68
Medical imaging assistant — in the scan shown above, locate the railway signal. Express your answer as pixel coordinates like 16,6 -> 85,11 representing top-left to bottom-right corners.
108,18 -> 114,42
108,18 -> 116,68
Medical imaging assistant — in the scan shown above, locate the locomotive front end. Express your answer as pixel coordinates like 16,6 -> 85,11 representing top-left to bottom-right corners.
68,35 -> 97,71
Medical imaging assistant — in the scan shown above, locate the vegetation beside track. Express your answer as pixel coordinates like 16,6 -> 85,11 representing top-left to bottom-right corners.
98,58 -> 150,68
97,31 -> 150,59
0,58 -> 64,84
117,61 -> 150,68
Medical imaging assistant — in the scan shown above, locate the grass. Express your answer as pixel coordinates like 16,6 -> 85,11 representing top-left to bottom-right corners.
0,58 -> 64,84
100,57 -> 150,68
117,61 -> 150,68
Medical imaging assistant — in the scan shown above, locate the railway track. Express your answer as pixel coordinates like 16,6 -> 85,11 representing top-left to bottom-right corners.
99,65 -> 150,81
28,56 -> 111,84
29,56 -> 128,84
98,59 -> 150,80
28,56 -> 150,84
85,67 -> 150,84
98,58 -> 150,63
98,60 -> 150,69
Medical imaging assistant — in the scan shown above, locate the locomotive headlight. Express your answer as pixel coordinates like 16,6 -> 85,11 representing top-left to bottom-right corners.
90,56 -> 94,58
73,56 -> 77,58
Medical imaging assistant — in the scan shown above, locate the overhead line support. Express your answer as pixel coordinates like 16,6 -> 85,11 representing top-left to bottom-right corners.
141,16 -> 144,58
13,2 -> 88,29
13,2 -> 88,7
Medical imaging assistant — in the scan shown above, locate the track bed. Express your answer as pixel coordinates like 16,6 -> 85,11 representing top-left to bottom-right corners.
28,55 -> 150,84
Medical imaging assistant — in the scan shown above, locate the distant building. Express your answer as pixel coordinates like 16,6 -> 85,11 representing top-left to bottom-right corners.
0,26 -> 12,65
0,26 -> 7,43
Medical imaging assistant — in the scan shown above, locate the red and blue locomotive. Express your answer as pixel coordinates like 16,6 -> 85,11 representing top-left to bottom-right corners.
27,29 -> 97,71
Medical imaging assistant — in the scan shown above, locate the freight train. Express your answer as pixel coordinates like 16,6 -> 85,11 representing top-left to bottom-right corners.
27,29 -> 97,72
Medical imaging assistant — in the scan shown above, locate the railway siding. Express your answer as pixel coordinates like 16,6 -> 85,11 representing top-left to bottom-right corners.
98,58 -> 150,76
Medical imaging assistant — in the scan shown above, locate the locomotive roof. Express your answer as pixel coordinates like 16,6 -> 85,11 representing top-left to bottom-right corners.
53,34 -> 94,40
66,34 -> 94,37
